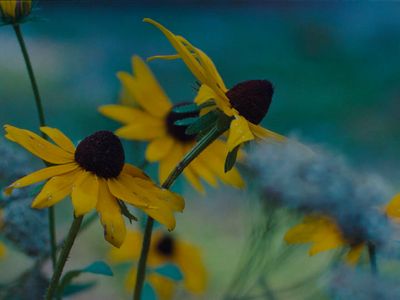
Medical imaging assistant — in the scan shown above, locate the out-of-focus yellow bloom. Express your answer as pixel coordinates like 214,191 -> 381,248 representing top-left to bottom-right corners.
0,243 -> 5,258
109,229 -> 207,299
284,215 -> 365,265
99,56 -> 244,193
0,0 -> 31,23
4,125 -> 184,247
385,193 -> 400,219
144,18 -> 285,156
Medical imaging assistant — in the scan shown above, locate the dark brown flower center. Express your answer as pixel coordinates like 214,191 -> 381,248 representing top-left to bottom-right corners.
166,102 -> 198,142
75,131 -> 125,178
226,80 -> 274,124
156,234 -> 175,257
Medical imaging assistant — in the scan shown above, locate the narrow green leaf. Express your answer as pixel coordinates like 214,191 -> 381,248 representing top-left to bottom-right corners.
143,282 -> 157,300
152,264 -> 183,281
118,200 -> 138,224
198,100 -> 216,110
225,146 -> 240,172
172,103 -> 199,114
174,117 -> 198,126
185,111 -> 218,135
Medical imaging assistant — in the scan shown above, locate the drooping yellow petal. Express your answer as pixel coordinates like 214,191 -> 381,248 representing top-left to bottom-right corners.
107,174 -> 149,208
40,127 -> 76,153
121,163 -> 149,180
284,222 -> 317,244
147,54 -> 181,62
345,243 -> 364,265
159,143 -> 184,184
183,166 -> 204,193
146,136 -> 175,162
190,156 -> 218,188
99,104 -> 161,125
308,229 -> 344,256
71,171 -> 99,217
115,122 -> 165,141
249,123 -> 286,141
32,168 -> 80,209
194,84 -> 218,105
226,116 -> 254,152
130,56 -> 172,117
5,163 -> 79,195
148,273 -> 175,300
385,193 -> 400,219
96,179 -> 126,248
4,125 -> 74,164
174,240 -> 207,294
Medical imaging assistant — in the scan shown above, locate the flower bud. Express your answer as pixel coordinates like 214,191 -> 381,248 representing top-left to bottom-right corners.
0,0 -> 32,24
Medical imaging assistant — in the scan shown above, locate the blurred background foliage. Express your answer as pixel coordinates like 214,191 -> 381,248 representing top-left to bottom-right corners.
1,1 -> 400,299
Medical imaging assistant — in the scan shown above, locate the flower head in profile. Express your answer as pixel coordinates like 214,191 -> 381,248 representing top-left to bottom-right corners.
3,125 -> 184,247
143,18 -> 284,162
99,56 -> 244,192
109,229 -> 207,299
285,215 -> 365,265
0,0 -> 32,24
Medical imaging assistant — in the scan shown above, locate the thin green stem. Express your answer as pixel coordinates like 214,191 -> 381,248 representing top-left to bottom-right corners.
368,242 -> 378,274
12,24 -> 57,270
45,216 -> 83,300
133,125 -> 227,299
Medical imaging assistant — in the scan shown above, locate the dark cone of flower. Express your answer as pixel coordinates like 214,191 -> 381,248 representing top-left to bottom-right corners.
166,102 -> 198,142
226,80 -> 274,124
75,131 -> 125,178
156,235 -> 175,257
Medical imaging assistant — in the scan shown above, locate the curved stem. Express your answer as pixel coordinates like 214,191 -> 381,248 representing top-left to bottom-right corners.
133,125 -> 227,299
367,242 -> 378,274
12,24 -> 57,270
45,216 -> 83,300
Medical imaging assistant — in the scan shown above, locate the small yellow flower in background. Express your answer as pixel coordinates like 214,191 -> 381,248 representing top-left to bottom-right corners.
3,125 -> 184,247
385,193 -> 400,219
99,56 -> 244,193
0,0 -> 31,24
143,18 -> 285,157
109,229 -> 207,299
0,243 -> 5,258
284,215 -> 365,265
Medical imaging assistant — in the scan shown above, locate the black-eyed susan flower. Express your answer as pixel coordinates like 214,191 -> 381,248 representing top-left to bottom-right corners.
143,18 -> 285,160
284,215 -> 365,265
3,125 -> 184,247
0,0 -> 31,24
99,56 -> 244,192
109,229 -> 207,299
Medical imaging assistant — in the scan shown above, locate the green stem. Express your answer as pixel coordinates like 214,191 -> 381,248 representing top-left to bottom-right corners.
367,242 -> 378,274
45,216 -> 83,300
133,125 -> 227,299
12,24 -> 57,270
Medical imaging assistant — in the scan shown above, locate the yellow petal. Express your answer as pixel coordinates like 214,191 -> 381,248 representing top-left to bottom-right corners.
159,143 -> 184,184
226,116 -> 254,152
147,54 -> 181,62
145,136 -> 174,162
194,84 -> 218,105
107,173 -> 149,207
4,125 -> 74,164
40,127 -> 75,154
249,123 -> 285,141
385,193 -> 400,219
96,180 -> 126,248
99,104 -> 161,125
32,168 -> 80,209
130,56 -> 172,117
175,241 -> 207,294
144,18 -> 208,86
71,171 -> 99,217
142,200 -> 176,231
183,166 -> 204,193
0,242 -> 6,257
345,243 -> 364,265
308,230 -> 344,255
5,163 -> 79,195
148,273 -> 175,300
108,230 -> 142,262
122,163 -> 149,180
115,122 -> 165,141
190,156 -> 218,188
0,1 -> 16,17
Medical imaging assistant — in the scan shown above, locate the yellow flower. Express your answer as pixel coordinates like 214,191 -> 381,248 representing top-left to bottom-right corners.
99,56 -> 244,193
385,193 -> 400,219
3,125 -> 184,247
0,243 -> 5,258
284,215 -> 365,265
143,18 -> 285,155
109,229 -> 207,299
0,0 -> 31,23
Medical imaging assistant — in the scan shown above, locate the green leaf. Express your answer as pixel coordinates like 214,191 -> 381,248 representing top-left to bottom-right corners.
143,282 -> 157,300
118,200 -> 138,224
185,111 -> 219,135
198,100 -> 216,110
174,117 -> 199,126
225,146 -> 240,172
57,261 -> 113,297
172,103 -> 199,114
152,264 -> 183,281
